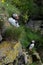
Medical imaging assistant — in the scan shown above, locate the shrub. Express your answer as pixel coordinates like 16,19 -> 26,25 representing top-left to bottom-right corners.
3,26 -> 23,41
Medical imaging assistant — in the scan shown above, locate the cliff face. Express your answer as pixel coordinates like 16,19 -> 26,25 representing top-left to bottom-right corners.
26,20 -> 43,34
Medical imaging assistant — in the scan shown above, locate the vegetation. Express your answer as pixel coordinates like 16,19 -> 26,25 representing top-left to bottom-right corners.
20,27 -> 43,48
3,26 -> 23,41
0,0 -> 43,65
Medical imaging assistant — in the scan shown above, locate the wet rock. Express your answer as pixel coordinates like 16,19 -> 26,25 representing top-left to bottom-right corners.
0,34 -> 2,42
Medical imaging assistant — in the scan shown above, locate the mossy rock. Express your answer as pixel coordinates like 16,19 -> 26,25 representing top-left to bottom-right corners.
0,41 -> 22,65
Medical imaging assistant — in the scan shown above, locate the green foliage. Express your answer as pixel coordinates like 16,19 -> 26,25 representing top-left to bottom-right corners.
3,26 -> 24,41
0,2 -> 20,16
6,0 -> 37,23
0,0 -> 41,23
20,30 -> 29,48
20,26 -> 43,48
